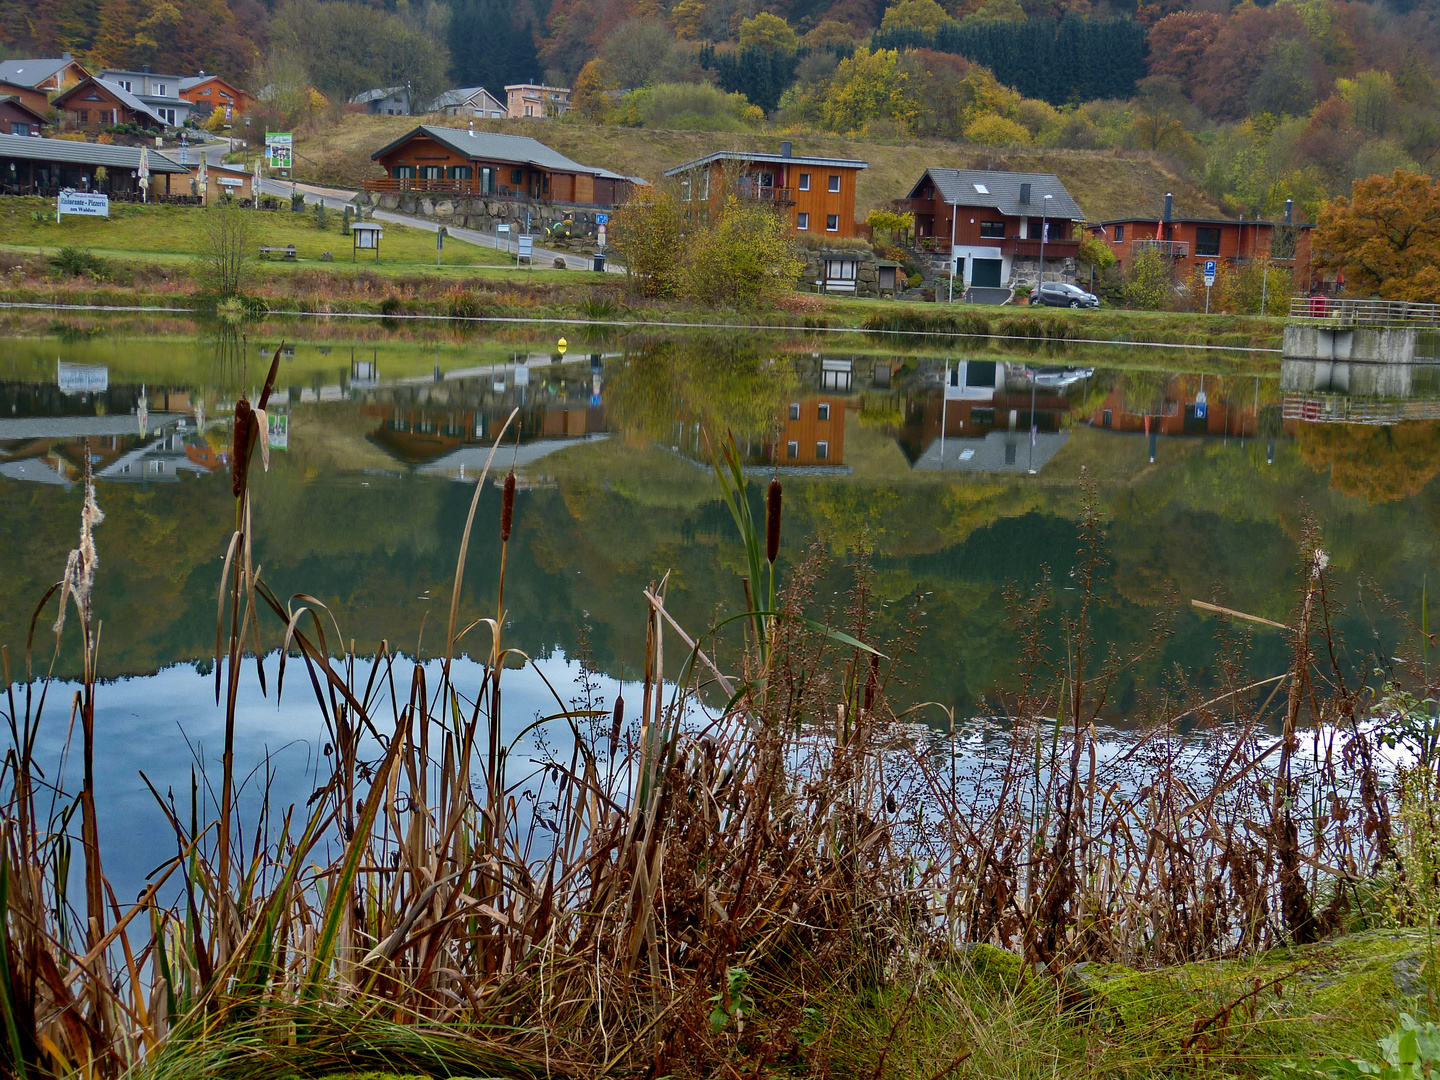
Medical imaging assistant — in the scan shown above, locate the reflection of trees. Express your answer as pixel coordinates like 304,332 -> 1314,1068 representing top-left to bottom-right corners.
201,321 -> 247,399
1298,421 -> 1440,503
602,337 -> 798,449
1120,368 -> 1171,415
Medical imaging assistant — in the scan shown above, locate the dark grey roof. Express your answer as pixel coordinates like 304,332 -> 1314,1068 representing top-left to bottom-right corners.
664,149 -> 867,176
0,58 -> 76,88
98,68 -> 183,81
1093,214 -> 1313,229
910,169 -> 1084,221
428,86 -> 504,110
351,86 -> 407,105
372,124 -> 611,176
0,132 -> 188,172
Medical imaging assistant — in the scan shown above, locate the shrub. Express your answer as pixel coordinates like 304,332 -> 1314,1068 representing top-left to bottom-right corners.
618,82 -> 755,131
683,197 -> 804,308
49,246 -> 108,279
610,187 -> 686,297
964,113 -> 1032,145
1123,247 -> 1174,310
194,204 -> 257,297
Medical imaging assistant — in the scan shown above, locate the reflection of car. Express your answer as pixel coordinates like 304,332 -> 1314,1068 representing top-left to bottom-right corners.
1030,365 -> 1096,390
1035,282 -> 1100,308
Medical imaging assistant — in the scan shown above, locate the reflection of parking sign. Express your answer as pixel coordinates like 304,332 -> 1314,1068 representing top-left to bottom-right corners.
1204,259 -> 1217,286
595,213 -> 608,224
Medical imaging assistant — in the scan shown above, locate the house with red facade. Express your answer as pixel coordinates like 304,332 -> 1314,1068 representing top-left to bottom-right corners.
663,143 -> 868,239
179,73 -> 253,121
1090,194 -> 1314,288
896,169 -> 1085,289
52,76 -> 172,131
0,97 -> 47,136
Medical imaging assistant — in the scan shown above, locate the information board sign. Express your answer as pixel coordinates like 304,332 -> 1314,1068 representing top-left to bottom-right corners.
56,191 -> 109,220
517,234 -> 534,265
265,132 -> 293,171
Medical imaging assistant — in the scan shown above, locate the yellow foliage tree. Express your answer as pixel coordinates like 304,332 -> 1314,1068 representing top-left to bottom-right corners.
572,59 -> 618,120
737,12 -> 798,53
880,0 -> 952,34
964,112 -> 1031,144
823,47 -> 917,133
672,0 -> 707,39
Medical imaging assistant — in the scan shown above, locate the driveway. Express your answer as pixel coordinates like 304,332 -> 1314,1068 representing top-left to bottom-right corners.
964,287 -> 1012,306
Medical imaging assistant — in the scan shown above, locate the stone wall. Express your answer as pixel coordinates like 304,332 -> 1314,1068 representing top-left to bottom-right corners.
357,190 -> 605,238
801,247 -> 889,299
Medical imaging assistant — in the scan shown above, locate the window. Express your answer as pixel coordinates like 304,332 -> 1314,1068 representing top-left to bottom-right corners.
980,220 -> 1005,239
11,123 -> 28,136
826,214 -> 839,232
448,165 -> 472,179
78,109 -> 88,122
510,168 -> 523,184
815,441 -> 829,460
817,403 -> 830,421
789,402 -> 801,420
828,174 -> 841,193
393,165 -> 415,179
798,172 -> 811,191
787,440 -> 799,460
796,212 -> 809,230
824,259 -> 857,281
1113,224 -> 1125,242
158,83 -> 165,95
200,88 -> 210,96
1195,227 -> 1221,257
419,165 -> 443,179
972,182 -> 989,194
525,105 -> 533,116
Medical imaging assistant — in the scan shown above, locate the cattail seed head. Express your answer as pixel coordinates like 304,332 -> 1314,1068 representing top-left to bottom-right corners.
231,398 -> 255,498
766,479 -> 782,564
609,694 -> 624,755
500,470 -> 516,541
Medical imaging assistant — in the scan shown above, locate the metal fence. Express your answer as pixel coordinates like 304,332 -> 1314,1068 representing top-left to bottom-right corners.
1282,393 -> 1440,424
1288,296 -> 1440,326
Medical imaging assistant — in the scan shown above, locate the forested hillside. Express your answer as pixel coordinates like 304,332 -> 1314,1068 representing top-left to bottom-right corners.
1,0 -> 1436,219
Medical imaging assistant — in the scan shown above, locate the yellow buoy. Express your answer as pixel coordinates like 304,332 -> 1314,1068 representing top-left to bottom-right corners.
557,337 -> 568,355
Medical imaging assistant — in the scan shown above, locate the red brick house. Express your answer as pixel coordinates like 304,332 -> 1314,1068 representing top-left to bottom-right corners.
1091,194 -> 1314,288
895,168 -> 1085,288
663,143 -> 868,239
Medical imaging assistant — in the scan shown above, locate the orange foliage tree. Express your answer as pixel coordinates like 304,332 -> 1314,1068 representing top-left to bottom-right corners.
1313,170 -> 1440,302
1297,421 -> 1440,503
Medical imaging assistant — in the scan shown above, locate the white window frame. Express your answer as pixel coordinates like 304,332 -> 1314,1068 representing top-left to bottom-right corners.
817,402 -> 830,421
786,440 -> 799,460
815,441 -> 829,460
826,214 -> 839,233
828,174 -> 841,193
789,402 -> 801,420
798,172 -> 811,191
796,212 -> 809,230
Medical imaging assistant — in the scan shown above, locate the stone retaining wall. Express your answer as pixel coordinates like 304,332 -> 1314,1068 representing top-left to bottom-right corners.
358,190 -> 605,238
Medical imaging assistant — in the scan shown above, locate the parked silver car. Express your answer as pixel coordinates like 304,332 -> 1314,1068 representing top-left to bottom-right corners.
1034,282 -> 1100,308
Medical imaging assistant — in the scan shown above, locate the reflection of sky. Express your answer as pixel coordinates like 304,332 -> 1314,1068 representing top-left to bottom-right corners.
26,653 -> 639,905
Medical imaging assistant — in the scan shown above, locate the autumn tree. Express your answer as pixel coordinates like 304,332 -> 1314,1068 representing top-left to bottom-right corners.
1145,11 -> 1221,87
610,186 -> 686,298
880,0 -> 952,35
737,12 -> 798,53
1191,5 -> 1307,121
684,196 -> 803,308
571,58 -> 618,119
1123,248 -> 1173,310
1298,421 -> 1440,503
1313,169 -> 1440,302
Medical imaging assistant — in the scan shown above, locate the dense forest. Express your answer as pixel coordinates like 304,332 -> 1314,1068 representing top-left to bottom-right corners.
0,0 -> 1437,217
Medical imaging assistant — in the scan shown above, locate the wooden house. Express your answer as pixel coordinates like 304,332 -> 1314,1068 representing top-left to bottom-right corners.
53,77 -> 171,131
896,169 -> 1084,288
0,55 -> 90,94
429,86 -> 506,119
0,132 -> 187,194
179,73 -> 252,121
0,96 -> 48,136
367,124 -> 636,206
1090,194 -> 1314,288
0,81 -> 52,116
663,143 -> 868,238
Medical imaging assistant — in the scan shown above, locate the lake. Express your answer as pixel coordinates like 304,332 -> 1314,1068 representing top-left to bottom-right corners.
2,317 -> 1437,722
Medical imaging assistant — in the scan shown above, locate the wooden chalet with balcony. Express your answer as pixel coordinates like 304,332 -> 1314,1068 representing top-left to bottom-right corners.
367,124 -> 637,207
179,73 -> 252,121
663,143 -> 868,238
896,169 -> 1084,288
52,76 -> 172,131
1091,194 -> 1314,286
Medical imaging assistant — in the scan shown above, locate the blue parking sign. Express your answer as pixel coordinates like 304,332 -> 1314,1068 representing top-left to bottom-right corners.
1204,259 -> 1217,286
596,213 -> 608,224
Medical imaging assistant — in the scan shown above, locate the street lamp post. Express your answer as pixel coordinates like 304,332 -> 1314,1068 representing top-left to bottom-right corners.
1039,193 -> 1053,290
948,200 -> 958,304
1028,370 -> 1038,474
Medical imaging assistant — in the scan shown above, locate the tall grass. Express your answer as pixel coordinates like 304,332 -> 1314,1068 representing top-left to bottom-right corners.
0,365 -> 1426,1079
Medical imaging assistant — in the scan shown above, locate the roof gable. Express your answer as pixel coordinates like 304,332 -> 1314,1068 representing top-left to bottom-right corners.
372,124 -> 605,176
908,168 -> 1084,221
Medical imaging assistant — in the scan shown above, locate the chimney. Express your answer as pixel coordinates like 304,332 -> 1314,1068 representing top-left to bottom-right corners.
780,140 -> 792,157
1019,182 -> 1031,205
1163,192 -> 1173,223
1284,197 -> 1293,225
62,52 -> 72,61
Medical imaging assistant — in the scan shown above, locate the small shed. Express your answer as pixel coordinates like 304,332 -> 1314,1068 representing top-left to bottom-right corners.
351,221 -> 383,261
876,260 -> 903,295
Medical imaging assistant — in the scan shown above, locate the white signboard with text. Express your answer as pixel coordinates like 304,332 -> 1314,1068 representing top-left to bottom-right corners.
56,191 -> 109,220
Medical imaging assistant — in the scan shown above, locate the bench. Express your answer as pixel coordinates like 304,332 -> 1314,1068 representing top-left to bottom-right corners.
258,245 -> 298,261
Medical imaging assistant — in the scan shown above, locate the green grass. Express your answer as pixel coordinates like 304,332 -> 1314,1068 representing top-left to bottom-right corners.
0,197 -> 512,269
292,112 -> 1224,222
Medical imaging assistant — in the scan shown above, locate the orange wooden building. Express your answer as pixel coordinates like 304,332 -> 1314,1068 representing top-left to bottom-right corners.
52,76 -> 170,131
367,124 -> 636,206
179,74 -> 252,120
1091,194 -> 1314,287
768,395 -> 847,467
663,144 -> 868,238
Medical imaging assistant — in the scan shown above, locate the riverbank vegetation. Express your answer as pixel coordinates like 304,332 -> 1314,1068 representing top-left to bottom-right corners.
2,340 -> 1438,1079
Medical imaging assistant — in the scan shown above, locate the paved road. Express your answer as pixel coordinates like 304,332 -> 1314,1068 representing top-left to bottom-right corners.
963,286 -> 1013,306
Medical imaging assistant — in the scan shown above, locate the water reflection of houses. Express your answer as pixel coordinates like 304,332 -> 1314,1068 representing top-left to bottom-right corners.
896,361 -> 1073,473
1087,378 -> 1258,438
357,357 -> 609,479
0,413 -> 225,484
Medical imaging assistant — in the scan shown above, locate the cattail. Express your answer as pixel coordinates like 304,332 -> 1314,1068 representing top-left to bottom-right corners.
500,470 -> 516,541
766,479 -> 782,564
609,694 -> 624,755
231,397 -> 255,498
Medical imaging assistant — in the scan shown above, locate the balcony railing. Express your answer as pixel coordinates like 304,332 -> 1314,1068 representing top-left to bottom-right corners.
737,183 -> 794,205
1288,296 -> 1440,327
1131,239 -> 1190,259
912,236 -> 1079,256
362,176 -> 615,208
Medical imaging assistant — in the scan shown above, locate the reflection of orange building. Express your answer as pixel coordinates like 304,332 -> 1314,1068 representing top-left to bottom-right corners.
363,403 -> 606,467
1088,380 -> 1264,438
770,396 -> 846,466
897,388 -> 1068,463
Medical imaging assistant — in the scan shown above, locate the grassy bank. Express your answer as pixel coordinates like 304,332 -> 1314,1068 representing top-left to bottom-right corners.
290,112 -> 1223,222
